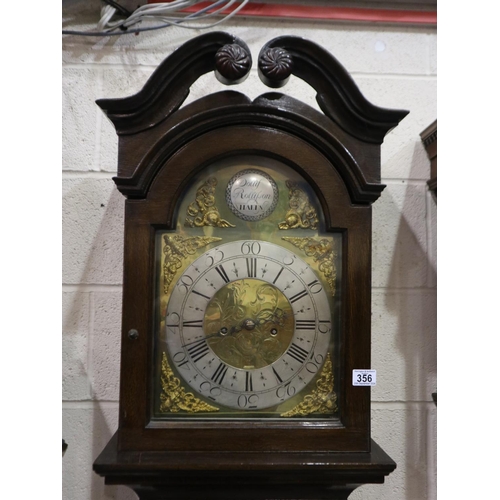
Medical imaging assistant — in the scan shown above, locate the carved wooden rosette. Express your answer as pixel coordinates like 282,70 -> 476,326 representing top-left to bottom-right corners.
215,43 -> 252,85
258,46 -> 294,88
184,177 -> 235,228
163,235 -> 222,294
160,352 -> 219,413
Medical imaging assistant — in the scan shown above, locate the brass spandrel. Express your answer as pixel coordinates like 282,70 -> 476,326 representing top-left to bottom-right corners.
281,236 -> 337,296
280,353 -> 337,417
163,235 -> 222,295
160,352 -> 219,413
185,177 -> 235,228
278,181 -> 319,230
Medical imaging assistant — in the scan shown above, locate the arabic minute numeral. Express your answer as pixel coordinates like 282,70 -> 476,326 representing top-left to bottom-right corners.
177,274 -> 194,293
318,320 -> 331,334
205,249 -> 224,267
307,279 -> 323,294
238,393 -> 259,409
241,241 -> 261,255
276,381 -> 296,400
172,351 -> 191,370
305,352 -> 325,373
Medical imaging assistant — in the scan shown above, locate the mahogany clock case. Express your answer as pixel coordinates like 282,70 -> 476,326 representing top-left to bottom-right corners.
94,32 -> 408,456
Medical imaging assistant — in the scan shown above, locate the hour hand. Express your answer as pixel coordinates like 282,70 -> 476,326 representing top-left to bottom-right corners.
204,324 -> 242,341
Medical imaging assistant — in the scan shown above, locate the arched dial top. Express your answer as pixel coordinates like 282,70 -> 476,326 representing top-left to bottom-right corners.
164,240 -> 332,411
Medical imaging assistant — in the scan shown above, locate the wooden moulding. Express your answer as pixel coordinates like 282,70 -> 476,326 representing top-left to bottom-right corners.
94,433 -> 396,500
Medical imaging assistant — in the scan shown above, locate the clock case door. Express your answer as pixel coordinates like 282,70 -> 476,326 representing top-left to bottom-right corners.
96,32 -> 408,454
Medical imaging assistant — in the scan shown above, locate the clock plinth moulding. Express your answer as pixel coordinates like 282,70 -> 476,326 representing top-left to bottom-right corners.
93,32 -> 408,499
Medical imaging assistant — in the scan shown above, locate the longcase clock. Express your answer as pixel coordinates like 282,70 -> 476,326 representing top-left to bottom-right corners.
93,32 -> 408,499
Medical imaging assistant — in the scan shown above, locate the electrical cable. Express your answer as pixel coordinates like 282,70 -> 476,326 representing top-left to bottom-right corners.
102,0 -> 133,17
62,0 -> 249,37
105,0 -> 223,30
97,5 -> 119,31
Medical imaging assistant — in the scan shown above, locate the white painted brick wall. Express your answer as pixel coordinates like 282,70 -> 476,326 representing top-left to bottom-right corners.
62,4 -> 437,499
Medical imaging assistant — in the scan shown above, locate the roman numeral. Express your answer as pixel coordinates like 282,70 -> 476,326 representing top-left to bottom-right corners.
246,258 -> 257,278
182,319 -> 203,328
273,266 -> 284,285
211,362 -> 228,385
296,319 -> 316,330
287,342 -> 309,364
187,339 -> 210,363
192,290 -> 211,300
289,289 -> 308,304
177,358 -> 190,368
215,265 -> 230,283
245,371 -> 253,392
272,366 -> 283,384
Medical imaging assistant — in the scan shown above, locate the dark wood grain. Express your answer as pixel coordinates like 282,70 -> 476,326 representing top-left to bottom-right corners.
111,92 -> 387,203
96,32 -> 251,135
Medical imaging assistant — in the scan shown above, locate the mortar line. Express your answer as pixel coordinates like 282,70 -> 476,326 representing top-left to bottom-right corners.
62,170 -> 115,179
61,400 -> 434,409
63,400 -> 119,409
371,286 -> 436,292
63,284 -> 122,291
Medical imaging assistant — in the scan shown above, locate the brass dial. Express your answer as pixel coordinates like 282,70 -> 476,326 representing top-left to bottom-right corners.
203,278 -> 295,370
164,240 -> 332,410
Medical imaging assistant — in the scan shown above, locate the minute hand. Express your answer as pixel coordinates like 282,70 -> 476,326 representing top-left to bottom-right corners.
181,325 -> 242,348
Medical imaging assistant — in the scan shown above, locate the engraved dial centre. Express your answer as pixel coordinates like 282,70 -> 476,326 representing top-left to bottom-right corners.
203,278 -> 294,370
